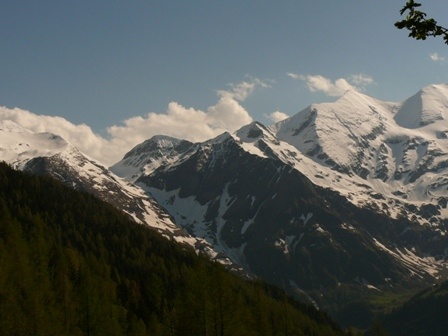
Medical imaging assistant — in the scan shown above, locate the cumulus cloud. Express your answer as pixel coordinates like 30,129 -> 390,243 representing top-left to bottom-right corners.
288,73 -> 374,97
217,78 -> 270,101
267,111 -> 289,123
0,78 -> 268,166
430,52 -> 445,62
304,75 -> 354,96
107,103 -> 218,151
107,78 -> 268,160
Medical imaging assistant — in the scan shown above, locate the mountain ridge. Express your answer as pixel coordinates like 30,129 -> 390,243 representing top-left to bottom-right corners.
0,162 -> 345,335
112,84 -> 448,291
0,120 -> 240,269
2,84 -> 448,327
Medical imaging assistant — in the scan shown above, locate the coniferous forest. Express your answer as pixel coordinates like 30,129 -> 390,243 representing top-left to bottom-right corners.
379,280 -> 448,335
0,162 -> 346,336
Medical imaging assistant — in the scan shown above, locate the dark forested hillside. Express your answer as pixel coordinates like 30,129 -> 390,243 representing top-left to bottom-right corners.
378,280 -> 448,336
0,162 -> 345,335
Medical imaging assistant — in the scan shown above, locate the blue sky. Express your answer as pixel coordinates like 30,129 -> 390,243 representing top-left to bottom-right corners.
1,1 -> 448,164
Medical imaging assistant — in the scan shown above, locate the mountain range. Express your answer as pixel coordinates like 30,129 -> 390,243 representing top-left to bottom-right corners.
2,84 -> 448,325
0,119 -> 237,269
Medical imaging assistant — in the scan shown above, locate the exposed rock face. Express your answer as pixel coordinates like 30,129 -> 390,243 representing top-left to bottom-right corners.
3,84 -> 448,303
112,85 -> 448,295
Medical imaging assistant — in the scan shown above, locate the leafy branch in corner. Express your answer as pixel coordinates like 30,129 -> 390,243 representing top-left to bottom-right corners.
395,0 -> 448,44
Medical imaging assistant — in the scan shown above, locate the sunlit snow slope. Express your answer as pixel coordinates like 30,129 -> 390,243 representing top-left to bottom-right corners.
0,120 -> 237,268
113,84 -> 448,294
272,84 -> 448,223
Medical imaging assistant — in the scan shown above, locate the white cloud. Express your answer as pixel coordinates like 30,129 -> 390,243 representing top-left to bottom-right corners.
107,78 -> 268,162
0,78 -> 268,166
430,52 -> 445,62
107,103 -> 217,150
304,75 -> 355,96
217,78 -> 269,101
0,106 -> 125,166
206,95 -> 253,131
267,111 -> 289,123
287,72 -> 300,79
288,73 -> 374,97
349,74 -> 374,86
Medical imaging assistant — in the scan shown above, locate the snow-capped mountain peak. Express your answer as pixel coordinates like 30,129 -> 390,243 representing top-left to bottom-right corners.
232,121 -> 284,159
0,119 -> 31,133
394,83 -> 448,130
110,135 -> 194,181
0,120 -> 70,169
0,120 -> 235,267
269,85 -> 448,197
236,121 -> 272,139
271,90 -> 393,174
114,84 -> 448,297
3,84 -> 448,310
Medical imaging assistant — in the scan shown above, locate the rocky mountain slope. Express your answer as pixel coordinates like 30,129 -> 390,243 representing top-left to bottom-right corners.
2,84 -> 448,316
112,84 -> 448,297
0,120 -> 235,267
272,85 -> 448,219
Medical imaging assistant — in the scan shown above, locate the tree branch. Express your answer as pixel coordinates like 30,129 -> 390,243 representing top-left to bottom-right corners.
395,0 -> 448,44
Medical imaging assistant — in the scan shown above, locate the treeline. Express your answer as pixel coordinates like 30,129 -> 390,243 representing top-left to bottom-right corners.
379,280 -> 448,335
0,162 -> 345,335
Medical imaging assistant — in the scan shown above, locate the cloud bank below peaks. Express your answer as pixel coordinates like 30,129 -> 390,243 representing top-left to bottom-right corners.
288,73 -> 374,97
0,78 -> 267,166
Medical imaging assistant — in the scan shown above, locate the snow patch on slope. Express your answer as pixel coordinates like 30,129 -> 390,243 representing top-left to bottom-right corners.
147,185 -> 248,269
373,238 -> 447,279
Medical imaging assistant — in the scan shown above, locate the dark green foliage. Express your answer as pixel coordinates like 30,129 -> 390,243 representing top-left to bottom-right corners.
395,1 -> 448,44
378,280 -> 448,335
0,162 -> 344,335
